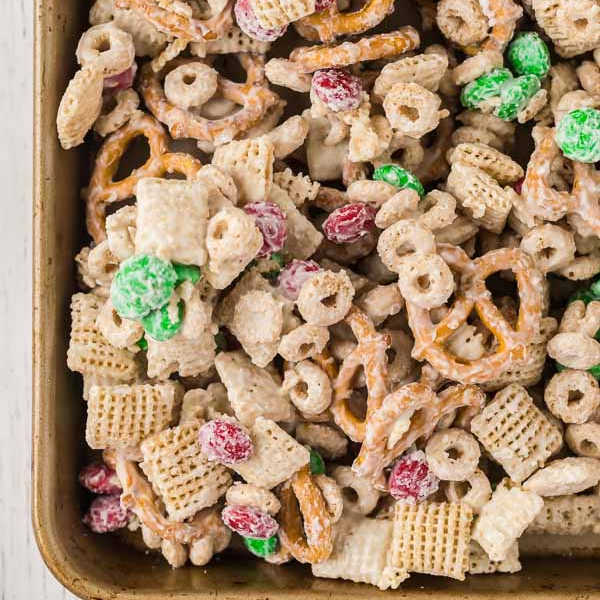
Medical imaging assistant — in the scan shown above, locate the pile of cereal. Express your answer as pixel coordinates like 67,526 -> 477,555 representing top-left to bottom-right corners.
59,0 -> 600,586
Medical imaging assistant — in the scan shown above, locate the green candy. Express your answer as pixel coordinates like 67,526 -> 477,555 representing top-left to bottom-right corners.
555,108 -> 600,163
214,331 -> 228,353
569,288 -> 600,305
372,165 -> 425,197
507,32 -> 551,78
271,252 -> 285,266
244,535 -> 278,558
173,262 -> 202,286
495,74 -> 540,121
111,254 -> 177,320
136,336 -> 148,351
141,301 -> 183,342
460,68 -> 513,110
309,448 -> 325,475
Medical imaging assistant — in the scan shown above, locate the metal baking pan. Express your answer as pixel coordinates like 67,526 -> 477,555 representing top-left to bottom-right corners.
32,0 -> 600,597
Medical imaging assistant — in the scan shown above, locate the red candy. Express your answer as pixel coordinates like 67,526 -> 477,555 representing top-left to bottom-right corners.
322,202 -> 376,244
243,201 -> 288,258
234,0 -> 287,42
388,450 -> 439,504
83,494 -> 130,533
199,419 -> 254,464
222,504 -> 279,539
104,63 -> 138,91
314,0 -> 335,10
79,462 -> 122,495
311,69 -> 362,112
277,259 -> 321,300
513,177 -> 524,195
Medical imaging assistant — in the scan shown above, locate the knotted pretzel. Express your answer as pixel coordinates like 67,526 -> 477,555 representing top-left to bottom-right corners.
465,0 -> 523,55
406,245 -> 544,384
330,306 -> 390,443
116,0 -> 234,41
278,465 -> 334,564
352,383 -> 485,486
289,28 -> 421,73
139,56 -> 280,145
522,126 -> 600,237
116,453 -> 211,544
295,0 -> 395,43
85,113 -> 204,242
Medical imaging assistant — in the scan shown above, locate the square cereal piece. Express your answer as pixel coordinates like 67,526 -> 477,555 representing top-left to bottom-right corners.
391,502 -> 473,581
212,137 -> 274,204
67,293 -> 138,381
273,168 -> 320,207
140,421 -> 232,522
214,351 -> 293,426
526,495 -> 600,535
231,417 -> 309,489
470,384 -> 563,482
135,178 -> 209,266
268,184 -> 323,260
86,382 -> 183,450
472,479 -> 543,562
312,514 -> 408,590
468,541 -> 521,574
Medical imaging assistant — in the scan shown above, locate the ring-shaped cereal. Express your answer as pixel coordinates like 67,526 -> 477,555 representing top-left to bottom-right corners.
444,468 -> 492,513
278,466 -> 333,564
164,62 -> 219,110
294,0 -> 394,43
544,369 -> 600,424
425,427 -> 481,481
377,219 -> 436,273
396,253 -> 455,309
86,113 -> 204,242
115,0 -> 234,41
139,56 -> 281,145
406,245 -> 544,384
77,23 -> 135,77
330,306 -> 391,443
289,28 -> 420,73
331,465 -> 381,515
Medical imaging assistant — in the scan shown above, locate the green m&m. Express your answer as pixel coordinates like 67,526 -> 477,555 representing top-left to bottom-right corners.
173,262 -> 202,286
460,68 -> 513,110
555,108 -> 600,163
372,165 -> 425,197
244,535 -> 278,558
141,301 -> 184,342
495,74 -> 540,121
309,448 -> 325,475
111,254 -> 178,320
507,32 -> 551,78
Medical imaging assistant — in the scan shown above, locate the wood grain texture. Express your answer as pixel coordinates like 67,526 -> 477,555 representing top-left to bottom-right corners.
0,0 -> 75,598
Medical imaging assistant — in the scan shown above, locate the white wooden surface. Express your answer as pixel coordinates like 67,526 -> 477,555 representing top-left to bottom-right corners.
0,1 -> 76,598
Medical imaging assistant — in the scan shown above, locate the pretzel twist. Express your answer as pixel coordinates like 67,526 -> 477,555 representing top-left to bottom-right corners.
353,383 -> 485,486
330,306 -> 391,443
289,28 -> 420,73
278,466 -> 334,564
116,0 -> 234,41
295,0 -> 395,43
85,113 -> 204,243
139,56 -> 281,145
406,244 -> 544,384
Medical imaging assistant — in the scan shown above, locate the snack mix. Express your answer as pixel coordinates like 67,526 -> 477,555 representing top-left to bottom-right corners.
60,0 -> 600,587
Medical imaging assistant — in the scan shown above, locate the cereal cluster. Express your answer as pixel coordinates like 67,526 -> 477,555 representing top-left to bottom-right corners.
61,0 -> 600,585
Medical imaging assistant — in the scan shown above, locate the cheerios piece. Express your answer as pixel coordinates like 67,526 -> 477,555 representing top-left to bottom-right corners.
437,0 -> 488,48
77,23 -> 135,77
377,219 -> 436,273
520,224 -> 576,273
383,82 -> 450,139
565,422 -> 600,458
425,428 -> 481,482
278,324 -> 329,362
444,469 -> 491,513
544,370 -> 600,424
94,88 -> 141,137
164,63 -> 218,110
296,270 -> 355,326
332,465 -> 381,515
284,360 -> 333,416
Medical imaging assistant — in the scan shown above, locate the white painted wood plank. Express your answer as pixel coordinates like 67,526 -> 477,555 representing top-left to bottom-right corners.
0,0 -> 75,598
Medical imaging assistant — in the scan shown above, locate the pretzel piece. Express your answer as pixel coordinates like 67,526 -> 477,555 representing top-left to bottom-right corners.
407,245 -> 544,384
330,306 -> 390,442
278,465 -> 334,564
289,28 -> 420,73
139,56 -> 280,146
